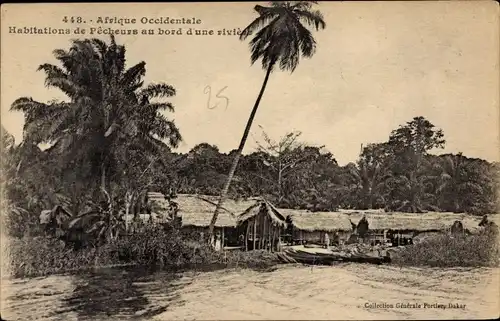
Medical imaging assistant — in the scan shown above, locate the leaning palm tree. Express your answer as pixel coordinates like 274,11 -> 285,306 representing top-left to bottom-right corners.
208,1 -> 326,238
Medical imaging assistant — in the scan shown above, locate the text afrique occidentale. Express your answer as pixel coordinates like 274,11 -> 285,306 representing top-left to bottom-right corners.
95,16 -> 202,26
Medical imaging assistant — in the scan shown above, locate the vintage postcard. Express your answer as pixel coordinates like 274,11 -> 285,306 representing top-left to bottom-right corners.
1,1 -> 499,320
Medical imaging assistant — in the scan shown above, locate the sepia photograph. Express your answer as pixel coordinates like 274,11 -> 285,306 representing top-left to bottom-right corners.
1,1 -> 499,320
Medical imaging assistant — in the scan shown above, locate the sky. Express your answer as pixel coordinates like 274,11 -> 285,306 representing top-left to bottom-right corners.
1,1 -> 499,165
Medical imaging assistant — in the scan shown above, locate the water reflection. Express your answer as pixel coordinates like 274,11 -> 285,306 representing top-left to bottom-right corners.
53,266 -> 188,320
2,263 -> 278,321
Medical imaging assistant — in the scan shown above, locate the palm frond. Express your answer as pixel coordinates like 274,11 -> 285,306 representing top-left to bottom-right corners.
2,126 -> 15,149
121,61 -> 146,88
290,1 -> 318,10
52,49 -> 73,72
90,38 -> 108,59
249,18 -> 281,67
139,83 -> 176,99
10,97 -> 48,113
37,64 -> 84,98
146,102 -> 175,113
148,115 -> 182,147
240,7 -> 279,41
294,9 -> 326,30
295,22 -> 316,58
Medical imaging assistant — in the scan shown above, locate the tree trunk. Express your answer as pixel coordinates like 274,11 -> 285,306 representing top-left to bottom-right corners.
101,163 -> 106,193
125,191 -> 134,233
253,218 -> 257,250
100,163 -> 113,242
208,63 -> 274,241
245,221 -> 250,251
368,193 -> 374,210
278,164 -> 283,203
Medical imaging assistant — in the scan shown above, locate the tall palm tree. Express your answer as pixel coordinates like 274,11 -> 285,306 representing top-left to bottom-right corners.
434,154 -> 467,212
11,36 -> 181,197
10,36 -> 182,241
208,1 -> 326,238
348,159 -> 390,210
385,160 -> 438,213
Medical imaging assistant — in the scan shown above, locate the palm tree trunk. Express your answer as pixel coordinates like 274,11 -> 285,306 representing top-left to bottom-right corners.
208,64 -> 274,240
125,191 -> 133,232
101,163 -> 106,193
278,164 -> 283,202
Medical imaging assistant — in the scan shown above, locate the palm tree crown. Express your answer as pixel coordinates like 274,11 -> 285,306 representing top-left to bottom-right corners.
240,1 -> 326,71
11,36 -> 181,185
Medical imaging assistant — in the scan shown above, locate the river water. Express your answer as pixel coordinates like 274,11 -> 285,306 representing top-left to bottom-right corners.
1,263 -> 499,320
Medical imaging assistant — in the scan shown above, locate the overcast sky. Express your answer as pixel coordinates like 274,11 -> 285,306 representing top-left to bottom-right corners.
1,1 -> 499,165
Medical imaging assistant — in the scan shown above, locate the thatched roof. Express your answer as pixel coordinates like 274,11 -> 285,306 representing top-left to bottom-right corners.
147,193 -> 261,228
181,211 -> 237,228
284,209 -> 353,232
359,215 -> 446,231
338,208 -> 386,214
237,200 -> 287,227
347,212 -> 491,232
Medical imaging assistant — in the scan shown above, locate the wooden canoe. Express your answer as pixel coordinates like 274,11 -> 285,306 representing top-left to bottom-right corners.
278,248 -> 390,265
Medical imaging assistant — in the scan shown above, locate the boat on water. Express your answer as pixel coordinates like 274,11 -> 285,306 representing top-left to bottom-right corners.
277,246 -> 391,265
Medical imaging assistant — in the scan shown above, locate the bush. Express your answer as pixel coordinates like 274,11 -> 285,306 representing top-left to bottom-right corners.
7,236 -> 120,278
391,231 -> 499,268
108,226 -> 219,268
107,226 -> 281,271
6,225 -> 281,278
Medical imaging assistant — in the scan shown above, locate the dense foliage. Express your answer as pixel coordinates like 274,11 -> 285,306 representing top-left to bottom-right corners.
4,112 -> 498,240
392,229 -> 499,267
3,3 -> 497,279
2,36 -> 180,238
7,225 -> 280,278
161,121 -> 499,215
2,34 -> 498,242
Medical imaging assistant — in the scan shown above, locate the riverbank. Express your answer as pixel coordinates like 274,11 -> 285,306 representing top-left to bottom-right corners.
2,264 -> 499,320
2,230 -> 281,279
2,227 -> 498,279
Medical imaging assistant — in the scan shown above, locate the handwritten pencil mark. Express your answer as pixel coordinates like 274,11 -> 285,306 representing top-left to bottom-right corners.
204,85 -> 229,110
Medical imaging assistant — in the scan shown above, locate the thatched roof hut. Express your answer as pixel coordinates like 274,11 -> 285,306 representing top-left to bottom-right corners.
347,211 -> 490,233
358,215 -> 446,232
283,210 -> 353,232
147,193 -> 261,228
237,200 -> 287,227
236,200 -> 287,251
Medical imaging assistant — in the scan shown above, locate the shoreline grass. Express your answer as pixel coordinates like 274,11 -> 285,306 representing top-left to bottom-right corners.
5,226 -> 499,279
391,232 -> 499,268
4,227 -> 281,279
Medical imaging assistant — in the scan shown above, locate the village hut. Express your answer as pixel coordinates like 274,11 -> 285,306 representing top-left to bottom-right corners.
237,200 -> 287,252
284,210 -> 354,246
419,212 -> 499,235
348,211 -> 488,246
148,193 -> 260,250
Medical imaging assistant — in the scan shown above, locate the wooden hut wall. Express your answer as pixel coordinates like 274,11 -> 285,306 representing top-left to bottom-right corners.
243,209 -> 283,252
292,230 -> 353,245
180,225 -> 239,250
294,230 -> 323,244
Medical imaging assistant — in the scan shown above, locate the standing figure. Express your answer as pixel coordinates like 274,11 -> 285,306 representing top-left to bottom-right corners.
215,230 -> 222,251
324,232 -> 330,249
